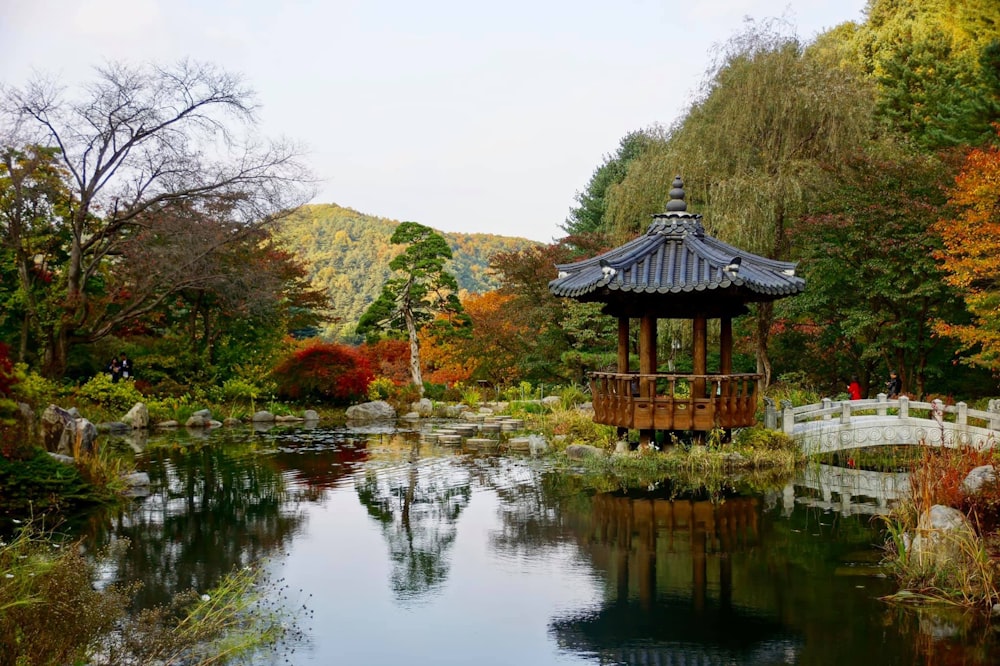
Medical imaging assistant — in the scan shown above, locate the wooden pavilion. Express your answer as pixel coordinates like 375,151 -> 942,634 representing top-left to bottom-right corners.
548,177 -> 805,445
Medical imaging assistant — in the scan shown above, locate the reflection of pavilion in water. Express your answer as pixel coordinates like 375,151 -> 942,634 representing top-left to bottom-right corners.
551,492 -> 801,665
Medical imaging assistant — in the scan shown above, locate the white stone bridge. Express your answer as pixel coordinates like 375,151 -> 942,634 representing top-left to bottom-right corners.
765,394 -> 1000,456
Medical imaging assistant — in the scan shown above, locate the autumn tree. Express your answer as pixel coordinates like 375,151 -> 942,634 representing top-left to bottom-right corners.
1,60 -> 311,376
356,222 -> 468,394
0,145 -> 69,363
933,134 -> 1000,371
787,146 -> 966,397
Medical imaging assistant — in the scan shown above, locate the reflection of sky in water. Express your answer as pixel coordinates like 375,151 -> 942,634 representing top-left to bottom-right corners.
92,428 -> 995,665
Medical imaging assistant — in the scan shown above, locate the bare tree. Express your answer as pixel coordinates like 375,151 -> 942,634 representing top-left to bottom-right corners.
2,60 -> 313,375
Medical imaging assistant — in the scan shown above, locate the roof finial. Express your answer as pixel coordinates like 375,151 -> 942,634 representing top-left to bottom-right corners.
665,175 -> 686,213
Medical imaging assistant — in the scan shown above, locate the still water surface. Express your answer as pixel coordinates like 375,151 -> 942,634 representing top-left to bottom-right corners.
83,424 -> 999,665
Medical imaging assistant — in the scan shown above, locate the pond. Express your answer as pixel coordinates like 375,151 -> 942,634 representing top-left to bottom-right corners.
75,424 -> 998,665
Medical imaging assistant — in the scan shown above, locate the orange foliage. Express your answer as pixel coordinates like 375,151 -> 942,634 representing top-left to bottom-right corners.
359,339 -> 411,385
933,132 -> 1000,369
910,445 -> 1000,530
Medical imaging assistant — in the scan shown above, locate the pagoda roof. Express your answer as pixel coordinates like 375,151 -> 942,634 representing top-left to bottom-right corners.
548,178 -> 805,318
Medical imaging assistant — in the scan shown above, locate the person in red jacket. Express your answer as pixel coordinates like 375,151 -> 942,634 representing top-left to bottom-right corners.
847,376 -> 862,401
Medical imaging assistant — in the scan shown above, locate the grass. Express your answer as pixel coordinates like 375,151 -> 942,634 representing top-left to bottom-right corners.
879,443 -> 1000,609
0,521 -> 301,666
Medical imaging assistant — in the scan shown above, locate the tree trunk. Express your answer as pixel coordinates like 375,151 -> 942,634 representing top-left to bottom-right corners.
403,304 -> 424,395
755,302 -> 774,390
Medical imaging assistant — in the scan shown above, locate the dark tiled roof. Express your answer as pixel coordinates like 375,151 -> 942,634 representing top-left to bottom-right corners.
549,212 -> 804,302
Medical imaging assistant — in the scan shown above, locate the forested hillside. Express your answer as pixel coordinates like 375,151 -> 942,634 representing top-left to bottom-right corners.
277,204 -> 539,340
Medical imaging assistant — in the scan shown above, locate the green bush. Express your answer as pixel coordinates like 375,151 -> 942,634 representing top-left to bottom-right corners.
558,385 -> 587,409
75,374 -> 145,415
366,377 -> 396,401
734,426 -> 797,451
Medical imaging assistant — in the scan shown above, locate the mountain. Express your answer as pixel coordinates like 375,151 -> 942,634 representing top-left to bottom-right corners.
277,204 -> 540,340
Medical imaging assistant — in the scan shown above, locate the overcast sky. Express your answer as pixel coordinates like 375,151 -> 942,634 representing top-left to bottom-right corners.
1,0 -> 867,242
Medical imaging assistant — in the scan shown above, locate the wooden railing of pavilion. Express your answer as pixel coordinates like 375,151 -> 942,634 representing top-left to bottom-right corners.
589,372 -> 761,431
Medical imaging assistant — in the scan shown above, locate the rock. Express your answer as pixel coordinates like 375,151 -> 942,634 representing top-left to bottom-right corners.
565,444 -> 604,460
615,440 -> 629,454
527,434 -> 548,455
541,396 -> 561,408
155,420 -> 179,428
208,420 -> 224,428
723,451 -> 748,465
910,505 -> 978,575
477,407 -> 494,415
41,404 -> 74,453
401,412 -> 421,420
223,417 -> 242,427
40,405 -> 96,457
345,400 -> 396,423
122,402 -> 150,429
577,402 -> 594,412
444,405 -> 466,418
101,421 -> 131,434
121,471 -> 150,488
251,410 -> 276,423
960,465 -> 997,496
412,398 -> 433,417
185,414 -> 209,428
47,452 -> 75,464
303,410 -> 320,421
66,407 -> 82,419
192,408 -> 212,420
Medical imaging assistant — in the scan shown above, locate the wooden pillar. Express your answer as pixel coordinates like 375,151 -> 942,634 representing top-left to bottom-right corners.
617,317 -> 629,373
639,314 -> 657,447
720,316 -> 732,375
693,315 -> 707,397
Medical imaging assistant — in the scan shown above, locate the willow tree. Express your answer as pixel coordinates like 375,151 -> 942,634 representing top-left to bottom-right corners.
357,222 -> 468,395
605,20 -> 877,385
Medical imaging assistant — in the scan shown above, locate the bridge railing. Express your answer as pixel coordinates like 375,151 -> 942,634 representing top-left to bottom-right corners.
764,394 -> 1000,435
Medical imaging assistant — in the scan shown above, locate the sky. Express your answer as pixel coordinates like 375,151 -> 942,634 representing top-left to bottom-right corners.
1,0 -> 868,243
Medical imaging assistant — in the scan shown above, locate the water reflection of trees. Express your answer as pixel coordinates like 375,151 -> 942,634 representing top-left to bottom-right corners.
355,439 -> 471,603
88,441 -> 308,608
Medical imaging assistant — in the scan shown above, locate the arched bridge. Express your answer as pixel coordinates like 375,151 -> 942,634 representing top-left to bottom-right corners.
765,395 -> 1000,456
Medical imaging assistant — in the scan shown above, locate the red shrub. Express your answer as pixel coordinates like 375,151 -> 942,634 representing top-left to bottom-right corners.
272,342 -> 373,403
359,339 -> 411,385
0,342 -> 16,398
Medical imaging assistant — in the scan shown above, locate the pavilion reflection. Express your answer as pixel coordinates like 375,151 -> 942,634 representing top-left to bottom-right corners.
551,491 -> 802,665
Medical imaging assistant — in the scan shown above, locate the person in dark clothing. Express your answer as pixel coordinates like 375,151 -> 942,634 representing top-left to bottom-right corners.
119,352 -> 132,380
108,357 -> 122,383
885,370 -> 901,399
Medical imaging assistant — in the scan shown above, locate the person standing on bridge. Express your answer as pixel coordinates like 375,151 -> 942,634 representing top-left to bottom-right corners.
885,370 -> 901,399
847,376 -> 862,401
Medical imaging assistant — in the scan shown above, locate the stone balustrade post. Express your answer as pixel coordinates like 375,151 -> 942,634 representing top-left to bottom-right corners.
957,402 -> 968,426
822,398 -> 832,420
899,396 -> 909,419
989,399 -> 1000,431
877,393 -> 888,417
840,402 -> 851,424
781,399 -> 794,435
932,399 -> 944,425
764,397 -> 776,430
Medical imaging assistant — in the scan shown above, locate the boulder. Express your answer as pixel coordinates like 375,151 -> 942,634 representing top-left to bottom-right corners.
302,409 -> 320,421
121,402 -> 150,429
185,414 -> 209,428
565,444 -> 604,460
223,417 -> 242,427
155,420 -> 180,429
961,465 -> 997,496
40,405 -> 96,457
251,410 -> 276,423
541,396 -> 561,409
412,398 -> 433,417
192,408 -> 212,420
910,504 -> 978,574
345,400 -> 396,423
